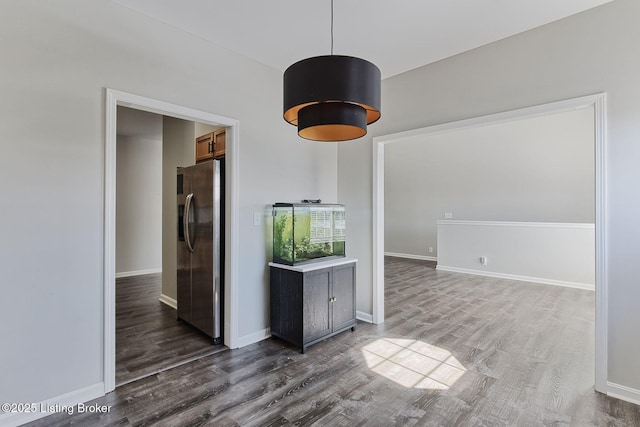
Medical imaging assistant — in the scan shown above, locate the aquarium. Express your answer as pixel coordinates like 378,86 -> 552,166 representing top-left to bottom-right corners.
272,203 -> 346,265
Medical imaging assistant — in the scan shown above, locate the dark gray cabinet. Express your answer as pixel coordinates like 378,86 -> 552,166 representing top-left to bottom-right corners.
270,259 -> 357,353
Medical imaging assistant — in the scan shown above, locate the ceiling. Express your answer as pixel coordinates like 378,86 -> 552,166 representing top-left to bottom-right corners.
111,0 -> 613,79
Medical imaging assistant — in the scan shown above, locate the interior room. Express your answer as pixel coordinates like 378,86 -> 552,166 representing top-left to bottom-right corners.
115,107 -> 228,385
2,0 -> 640,425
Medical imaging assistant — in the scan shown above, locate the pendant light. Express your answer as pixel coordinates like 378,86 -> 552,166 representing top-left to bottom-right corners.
283,0 -> 381,142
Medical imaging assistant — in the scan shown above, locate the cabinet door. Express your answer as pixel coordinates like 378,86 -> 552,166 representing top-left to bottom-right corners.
332,264 -> 356,332
213,129 -> 226,159
195,132 -> 214,163
303,268 -> 332,343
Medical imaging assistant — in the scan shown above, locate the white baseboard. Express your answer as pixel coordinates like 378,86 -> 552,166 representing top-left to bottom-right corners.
115,268 -> 162,278
236,327 -> 271,348
158,294 -> 177,310
0,382 -> 104,427
435,265 -> 595,291
607,382 -> 640,405
356,311 -> 373,323
384,252 -> 437,262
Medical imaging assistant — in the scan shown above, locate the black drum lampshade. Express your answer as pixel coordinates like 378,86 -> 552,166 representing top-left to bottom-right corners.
283,55 -> 381,142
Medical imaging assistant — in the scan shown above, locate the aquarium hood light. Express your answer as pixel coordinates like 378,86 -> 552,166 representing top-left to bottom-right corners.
283,1 -> 381,142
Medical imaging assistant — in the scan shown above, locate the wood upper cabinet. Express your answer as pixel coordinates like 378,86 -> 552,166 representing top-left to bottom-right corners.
195,128 -> 226,163
195,132 -> 214,163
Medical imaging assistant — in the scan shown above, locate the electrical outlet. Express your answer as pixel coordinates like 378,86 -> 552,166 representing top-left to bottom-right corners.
444,212 -> 453,219
428,247 -> 433,253
253,212 -> 261,226
480,256 -> 488,266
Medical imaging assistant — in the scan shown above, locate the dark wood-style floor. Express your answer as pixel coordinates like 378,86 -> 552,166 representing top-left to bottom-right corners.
116,273 -> 225,386
28,258 -> 640,426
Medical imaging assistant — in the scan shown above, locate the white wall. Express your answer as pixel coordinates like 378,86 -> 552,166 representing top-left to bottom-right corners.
0,0 -> 337,408
194,122 -> 220,139
338,0 -> 640,392
384,108 -> 594,258
161,119 -> 220,301
116,109 -> 163,275
436,220 -> 595,289
161,117 -> 196,301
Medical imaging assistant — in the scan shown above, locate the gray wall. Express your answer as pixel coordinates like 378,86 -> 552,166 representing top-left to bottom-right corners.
338,0 -> 640,391
161,120 -> 220,301
0,0 -> 337,405
384,108 -> 594,258
116,109 -> 163,275
118,110 -> 216,294
194,122 -> 220,139
161,117 -> 196,301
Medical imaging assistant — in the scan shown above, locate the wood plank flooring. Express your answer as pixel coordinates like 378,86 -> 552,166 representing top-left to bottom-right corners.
27,258 -> 640,426
115,273 -> 225,386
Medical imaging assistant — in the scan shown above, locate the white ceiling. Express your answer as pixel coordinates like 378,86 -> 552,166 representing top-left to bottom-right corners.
111,0 -> 613,79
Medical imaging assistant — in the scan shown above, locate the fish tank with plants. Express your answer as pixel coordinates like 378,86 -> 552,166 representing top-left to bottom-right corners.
272,202 -> 346,265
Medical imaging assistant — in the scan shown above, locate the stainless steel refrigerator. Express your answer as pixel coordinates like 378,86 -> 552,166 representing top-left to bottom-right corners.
176,160 -> 223,343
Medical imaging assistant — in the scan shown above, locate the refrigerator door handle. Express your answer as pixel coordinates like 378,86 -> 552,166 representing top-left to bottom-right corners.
184,193 -> 195,253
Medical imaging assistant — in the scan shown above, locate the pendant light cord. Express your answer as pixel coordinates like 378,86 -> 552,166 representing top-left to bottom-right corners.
330,0 -> 334,55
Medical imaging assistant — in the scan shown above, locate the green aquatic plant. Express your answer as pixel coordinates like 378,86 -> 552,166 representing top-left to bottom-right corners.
273,213 -> 292,261
295,237 -> 333,261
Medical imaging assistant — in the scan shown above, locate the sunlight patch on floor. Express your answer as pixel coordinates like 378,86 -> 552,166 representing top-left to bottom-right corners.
361,338 -> 466,389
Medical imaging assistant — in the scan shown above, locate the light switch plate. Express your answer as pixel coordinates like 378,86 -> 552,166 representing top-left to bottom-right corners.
253,212 -> 261,226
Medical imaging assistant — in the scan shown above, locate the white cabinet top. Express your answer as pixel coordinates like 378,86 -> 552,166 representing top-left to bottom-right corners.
269,257 -> 357,273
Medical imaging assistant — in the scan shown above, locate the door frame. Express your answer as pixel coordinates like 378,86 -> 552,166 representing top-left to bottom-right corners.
372,93 -> 607,392
103,88 -> 241,393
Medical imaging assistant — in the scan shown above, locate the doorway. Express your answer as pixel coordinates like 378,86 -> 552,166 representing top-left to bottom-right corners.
115,108 -> 228,386
372,93 -> 607,392
104,89 -> 241,393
